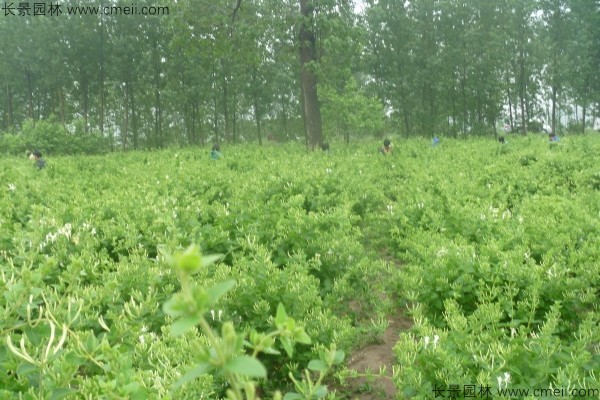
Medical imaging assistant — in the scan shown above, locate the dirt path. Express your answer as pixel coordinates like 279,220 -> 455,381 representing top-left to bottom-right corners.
344,307 -> 413,399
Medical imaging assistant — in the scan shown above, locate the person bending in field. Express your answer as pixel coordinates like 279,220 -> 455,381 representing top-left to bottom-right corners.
498,136 -> 507,144
549,133 -> 559,142
210,143 -> 222,160
31,150 -> 46,169
379,139 -> 392,155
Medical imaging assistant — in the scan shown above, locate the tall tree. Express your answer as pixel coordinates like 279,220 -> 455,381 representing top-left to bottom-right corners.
299,0 -> 324,149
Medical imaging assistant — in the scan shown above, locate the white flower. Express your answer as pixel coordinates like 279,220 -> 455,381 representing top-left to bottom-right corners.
497,372 -> 511,389
433,335 -> 440,348
218,310 -> 223,321
98,316 -> 110,332
423,336 -> 430,348
210,310 -> 215,320
139,335 -> 145,344
57,223 -> 72,239
8,183 -> 16,192
46,232 -> 58,243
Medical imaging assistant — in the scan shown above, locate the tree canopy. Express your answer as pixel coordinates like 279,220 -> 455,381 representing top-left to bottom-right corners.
0,0 -> 598,152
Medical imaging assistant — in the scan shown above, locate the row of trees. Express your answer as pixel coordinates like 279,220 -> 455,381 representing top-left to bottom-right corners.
0,0 -> 598,152
366,0 -> 600,136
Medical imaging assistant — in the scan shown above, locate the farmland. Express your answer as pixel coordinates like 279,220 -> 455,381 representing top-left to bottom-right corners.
1,136 -> 599,399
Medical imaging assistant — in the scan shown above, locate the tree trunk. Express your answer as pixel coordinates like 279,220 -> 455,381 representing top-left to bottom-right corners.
233,89 -> 238,144
551,84 -> 557,135
123,84 -> 129,150
6,85 -> 13,128
254,98 -> 262,145
223,70 -> 230,143
99,13 -> 105,135
26,70 -> 34,121
518,50 -> 527,135
582,103 -> 586,134
299,0 -> 323,150
130,82 -> 138,149
212,66 -> 219,144
154,46 -> 162,148
281,96 -> 288,138
506,73 -> 513,129
59,87 -> 66,127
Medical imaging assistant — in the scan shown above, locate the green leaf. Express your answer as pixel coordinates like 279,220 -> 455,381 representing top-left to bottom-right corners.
206,280 -> 236,305
275,303 -> 288,327
170,316 -> 201,336
333,350 -> 345,365
176,245 -> 202,273
16,362 -> 38,376
223,356 -> 267,378
201,254 -> 224,267
307,359 -> 328,372
263,347 -> 281,355
163,296 -> 184,318
281,337 -> 294,358
314,385 -> 328,398
171,363 -> 211,391
293,329 -> 311,345
122,382 -> 140,393
49,388 -> 78,400
283,392 -> 303,400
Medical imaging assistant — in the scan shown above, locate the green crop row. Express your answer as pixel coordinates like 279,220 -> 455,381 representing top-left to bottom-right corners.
1,135 -> 598,399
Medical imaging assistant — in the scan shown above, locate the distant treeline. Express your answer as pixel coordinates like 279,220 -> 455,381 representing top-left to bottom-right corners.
0,0 -> 598,151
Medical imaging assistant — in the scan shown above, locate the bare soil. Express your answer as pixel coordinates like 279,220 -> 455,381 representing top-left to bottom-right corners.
343,307 -> 413,399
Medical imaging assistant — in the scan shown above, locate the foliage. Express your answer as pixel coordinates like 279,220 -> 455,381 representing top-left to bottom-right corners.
0,118 -> 111,156
320,78 -> 385,142
1,1 -> 597,146
0,142 -> 391,398
1,136 -> 598,398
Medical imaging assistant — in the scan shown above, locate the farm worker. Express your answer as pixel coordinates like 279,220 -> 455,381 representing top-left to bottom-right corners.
379,139 -> 392,155
432,136 -> 440,147
498,136 -> 507,144
31,150 -> 46,169
549,133 -> 559,142
210,143 -> 222,160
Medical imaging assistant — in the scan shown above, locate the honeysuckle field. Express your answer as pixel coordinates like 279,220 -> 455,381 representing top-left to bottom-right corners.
1,136 -> 599,399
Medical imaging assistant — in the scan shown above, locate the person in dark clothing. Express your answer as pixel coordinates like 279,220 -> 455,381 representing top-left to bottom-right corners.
210,143 -> 222,160
32,150 -> 46,169
379,139 -> 392,155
